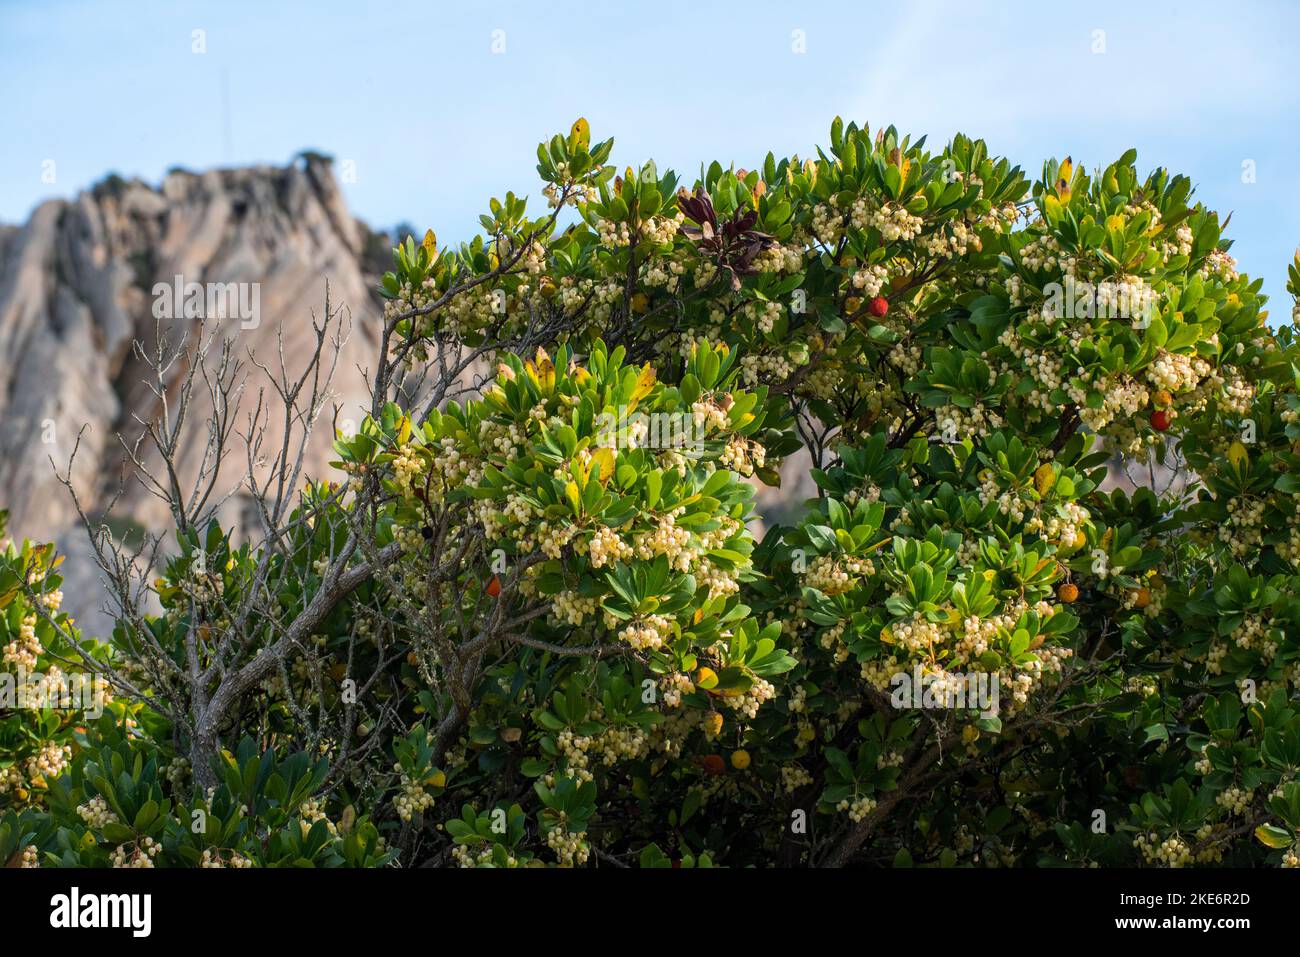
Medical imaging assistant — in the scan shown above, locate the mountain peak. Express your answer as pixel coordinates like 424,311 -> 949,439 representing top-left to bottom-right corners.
0,156 -> 387,636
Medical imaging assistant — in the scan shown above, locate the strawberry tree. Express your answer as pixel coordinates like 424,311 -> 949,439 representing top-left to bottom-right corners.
12,118 -> 1300,869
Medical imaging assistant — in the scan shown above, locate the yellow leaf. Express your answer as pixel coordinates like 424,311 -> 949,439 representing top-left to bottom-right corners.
590,447 -> 616,485
628,363 -> 657,409
422,228 -> 438,262
570,117 -> 591,150
527,347 -> 555,394
1056,157 -> 1073,200
1034,462 -> 1054,496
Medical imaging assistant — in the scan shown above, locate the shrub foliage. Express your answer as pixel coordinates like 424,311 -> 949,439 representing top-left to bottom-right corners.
6,117 -> 1300,868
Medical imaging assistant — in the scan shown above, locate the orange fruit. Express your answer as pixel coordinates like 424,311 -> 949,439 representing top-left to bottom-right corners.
1057,582 -> 1079,603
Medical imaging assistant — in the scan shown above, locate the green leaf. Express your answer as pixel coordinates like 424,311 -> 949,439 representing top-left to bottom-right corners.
1255,824 -> 1292,849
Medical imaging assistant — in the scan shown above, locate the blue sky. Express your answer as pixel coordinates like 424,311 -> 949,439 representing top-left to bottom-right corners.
3,0 -> 1298,310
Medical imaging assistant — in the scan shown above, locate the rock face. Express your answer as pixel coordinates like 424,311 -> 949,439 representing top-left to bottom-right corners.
0,158 -> 388,637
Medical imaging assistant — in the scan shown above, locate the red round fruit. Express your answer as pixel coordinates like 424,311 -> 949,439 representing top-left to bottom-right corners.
1150,410 -> 1171,432
702,754 -> 726,776
486,576 -> 502,598
868,296 -> 889,318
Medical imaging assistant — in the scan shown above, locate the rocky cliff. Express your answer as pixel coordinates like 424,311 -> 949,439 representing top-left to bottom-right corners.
0,157 -> 388,636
